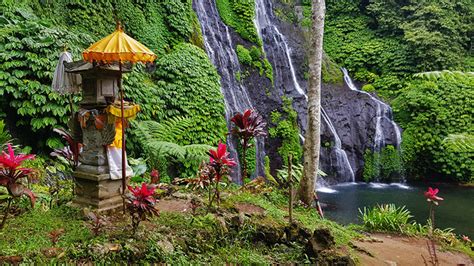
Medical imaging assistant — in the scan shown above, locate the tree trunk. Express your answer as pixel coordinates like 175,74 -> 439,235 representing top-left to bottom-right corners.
298,0 -> 325,205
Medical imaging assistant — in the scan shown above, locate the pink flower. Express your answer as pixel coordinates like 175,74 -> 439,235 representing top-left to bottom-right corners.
127,183 -> 156,209
150,169 -> 159,179
0,144 -> 35,171
424,187 -> 443,205
209,141 -> 237,167
150,169 -> 160,184
461,235 -> 471,243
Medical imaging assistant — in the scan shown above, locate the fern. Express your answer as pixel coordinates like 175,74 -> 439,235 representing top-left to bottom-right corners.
443,134 -> 474,153
135,118 -> 214,178
276,163 -> 327,187
413,70 -> 474,81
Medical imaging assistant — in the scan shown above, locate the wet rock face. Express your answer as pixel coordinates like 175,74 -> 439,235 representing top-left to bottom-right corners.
194,0 -> 401,182
321,84 -> 401,179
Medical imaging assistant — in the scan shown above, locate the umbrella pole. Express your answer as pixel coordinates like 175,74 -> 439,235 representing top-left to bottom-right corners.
119,61 -> 126,212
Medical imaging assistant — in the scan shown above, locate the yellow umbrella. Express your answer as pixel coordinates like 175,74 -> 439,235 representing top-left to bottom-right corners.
82,22 -> 157,199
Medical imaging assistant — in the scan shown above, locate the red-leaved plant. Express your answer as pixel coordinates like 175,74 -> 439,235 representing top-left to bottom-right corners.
423,187 -> 444,265
126,183 -> 159,234
50,128 -> 81,170
207,141 -> 236,206
230,109 -> 266,183
0,144 -> 36,229
150,169 -> 160,184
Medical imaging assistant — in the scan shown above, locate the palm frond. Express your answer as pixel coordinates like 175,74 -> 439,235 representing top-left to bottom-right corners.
443,133 -> 474,152
413,70 -> 474,81
276,163 -> 327,185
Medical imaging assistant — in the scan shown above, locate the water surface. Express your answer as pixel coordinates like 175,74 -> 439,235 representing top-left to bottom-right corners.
318,183 -> 474,238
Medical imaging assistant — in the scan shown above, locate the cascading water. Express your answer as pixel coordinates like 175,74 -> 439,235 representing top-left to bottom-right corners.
194,0 -> 402,186
342,68 -> 402,150
341,68 -> 404,183
193,0 -> 265,181
254,0 -> 355,184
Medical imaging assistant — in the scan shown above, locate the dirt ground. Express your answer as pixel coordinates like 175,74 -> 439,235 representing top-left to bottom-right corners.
155,198 -> 190,213
354,233 -> 473,266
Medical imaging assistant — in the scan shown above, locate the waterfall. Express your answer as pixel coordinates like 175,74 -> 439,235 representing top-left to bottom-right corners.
193,0 -> 266,181
254,0 -> 355,183
342,68 -> 404,183
342,68 -> 402,150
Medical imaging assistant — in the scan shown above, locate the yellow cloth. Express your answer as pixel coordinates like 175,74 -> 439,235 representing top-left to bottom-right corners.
82,24 -> 157,63
110,121 -> 124,148
106,104 -> 141,122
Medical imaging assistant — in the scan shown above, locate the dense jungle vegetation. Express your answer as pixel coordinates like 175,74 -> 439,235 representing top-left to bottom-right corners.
0,0 -> 473,183
0,0 -> 227,179
321,0 -> 473,182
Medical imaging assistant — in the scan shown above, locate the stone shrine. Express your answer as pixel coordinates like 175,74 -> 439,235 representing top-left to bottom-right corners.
64,61 -> 132,212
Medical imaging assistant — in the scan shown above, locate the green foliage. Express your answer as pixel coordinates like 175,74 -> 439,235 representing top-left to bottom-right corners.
236,45 -> 252,65
443,134 -> 474,153
362,145 -> 403,182
323,11 -> 414,98
152,43 -> 227,146
237,139 -> 256,180
215,0 -> 260,44
0,206 -> 90,256
361,84 -> 375,93
321,54 -> 343,84
1,1 -> 221,155
393,75 -> 474,182
236,45 -> 274,84
0,7 -> 91,149
367,0 -> 473,71
135,118 -> 214,179
269,97 -> 302,166
359,204 -> 413,233
414,71 -> 474,81
324,0 -> 473,98
0,120 -> 12,147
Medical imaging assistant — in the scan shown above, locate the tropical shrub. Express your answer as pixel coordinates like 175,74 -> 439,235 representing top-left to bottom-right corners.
215,0 -> 260,44
0,144 -> 36,228
50,128 -> 81,170
0,7 -> 91,149
126,183 -> 159,234
359,204 -> 413,233
362,145 -> 403,182
187,142 -> 236,207
151,43 -> 227,146
269,97 -> 303,166
393,75 -> 474,182
230,109 -> 266,183
206,142 -> 236,206
134,118 -> 213,180
235,45 -> 274,84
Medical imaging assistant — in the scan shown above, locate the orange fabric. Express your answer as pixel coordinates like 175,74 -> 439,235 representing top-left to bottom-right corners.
82,24 -> 157,64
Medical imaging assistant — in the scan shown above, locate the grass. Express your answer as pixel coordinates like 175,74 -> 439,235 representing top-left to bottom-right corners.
0,205 -> 90,257
4,185 -> 470,263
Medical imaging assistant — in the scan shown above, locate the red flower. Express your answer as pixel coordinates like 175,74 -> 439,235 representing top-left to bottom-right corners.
209,141 -> 237,167
150,169 -> 159,179
461,235 -> 471,243
127,183 -> 156,209
424,187 -> 443,205
150,169 -> 160,184
0,144 -> 35,171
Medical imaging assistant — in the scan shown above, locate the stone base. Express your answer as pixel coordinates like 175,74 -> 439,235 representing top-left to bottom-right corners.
73,170 -> 123,212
